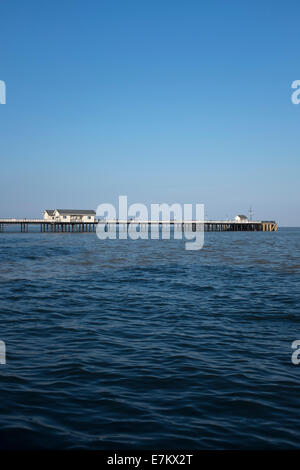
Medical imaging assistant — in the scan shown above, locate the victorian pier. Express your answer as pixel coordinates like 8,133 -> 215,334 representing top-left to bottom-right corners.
0,219 -> 278,233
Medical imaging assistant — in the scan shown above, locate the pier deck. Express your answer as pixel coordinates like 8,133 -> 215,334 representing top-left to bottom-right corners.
0,219 -> 278,233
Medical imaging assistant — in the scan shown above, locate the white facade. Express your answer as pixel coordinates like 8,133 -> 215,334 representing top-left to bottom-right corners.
43,210 -> 95,222
43,210 -> 55,221
53,210 -> 95,222
234,215 -> 248,223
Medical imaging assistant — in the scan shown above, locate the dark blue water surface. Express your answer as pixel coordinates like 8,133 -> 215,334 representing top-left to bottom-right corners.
0,228 -> 300,449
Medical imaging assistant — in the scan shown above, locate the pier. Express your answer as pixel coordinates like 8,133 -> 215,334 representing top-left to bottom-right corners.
0,219 -> 278,233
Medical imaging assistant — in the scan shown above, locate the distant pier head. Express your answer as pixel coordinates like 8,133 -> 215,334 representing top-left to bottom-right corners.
0,209 -> 278,233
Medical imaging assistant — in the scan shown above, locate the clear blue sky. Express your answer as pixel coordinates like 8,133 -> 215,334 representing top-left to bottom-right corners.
0,0 -> 299,225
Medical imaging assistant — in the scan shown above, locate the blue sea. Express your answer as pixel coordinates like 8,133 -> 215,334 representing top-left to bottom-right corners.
0,228 -> 300,449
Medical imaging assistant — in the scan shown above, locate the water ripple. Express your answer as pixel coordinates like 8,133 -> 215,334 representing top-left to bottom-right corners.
0,228 -> 300,448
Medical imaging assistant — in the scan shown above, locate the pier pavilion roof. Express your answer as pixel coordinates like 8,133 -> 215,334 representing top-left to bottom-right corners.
55,209 -> 96,215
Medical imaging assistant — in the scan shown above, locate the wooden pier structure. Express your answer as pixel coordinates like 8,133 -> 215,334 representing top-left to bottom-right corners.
0,219 -> 278,233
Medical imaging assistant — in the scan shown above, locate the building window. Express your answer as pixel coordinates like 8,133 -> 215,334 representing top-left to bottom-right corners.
63,216 -> 66,219
88,216 -> 91,219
